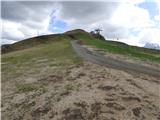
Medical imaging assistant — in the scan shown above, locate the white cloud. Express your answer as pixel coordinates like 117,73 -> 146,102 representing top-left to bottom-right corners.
138,28 -> 160,45
105,2 -> 158,46
154,15 -> 160,21
1,39 -> 17,45
2,20 -> 25,40
82,2 -> 158,47
1,1 -> 55,44
111,3 -> 154,29
1,17 -> 51,44
118,0 -> 145,4
154,0 -> 160,9
153,0 -> 160,28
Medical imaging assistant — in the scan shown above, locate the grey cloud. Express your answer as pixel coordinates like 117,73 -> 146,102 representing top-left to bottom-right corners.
24,20 -> 45,29
1,2 -> 29,22
1,1 -> 54,22
59,2 -> 119,24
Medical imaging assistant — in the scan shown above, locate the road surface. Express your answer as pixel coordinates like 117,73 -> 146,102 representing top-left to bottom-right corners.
71,40 -> 160,78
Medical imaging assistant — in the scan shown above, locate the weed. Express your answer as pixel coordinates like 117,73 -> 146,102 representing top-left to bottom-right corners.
64,84 -> 74,91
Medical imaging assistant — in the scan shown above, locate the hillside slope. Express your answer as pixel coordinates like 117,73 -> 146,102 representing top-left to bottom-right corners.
1,29 -> 87,54
1,29 -> 160,120
1,34 -> 68,53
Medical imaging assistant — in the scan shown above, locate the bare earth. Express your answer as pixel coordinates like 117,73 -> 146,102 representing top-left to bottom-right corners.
2,60 -> 160,120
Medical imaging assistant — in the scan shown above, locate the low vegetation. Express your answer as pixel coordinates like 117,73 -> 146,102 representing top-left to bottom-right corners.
16,84 -> 39,93
2,38 -> 82,83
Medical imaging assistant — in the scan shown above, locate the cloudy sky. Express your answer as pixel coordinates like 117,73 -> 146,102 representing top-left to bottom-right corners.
1,0 -> 160,46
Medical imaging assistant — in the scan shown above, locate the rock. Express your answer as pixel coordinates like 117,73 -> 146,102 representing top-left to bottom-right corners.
12,93 -> 26,105
122,96 -> 141,102
132,107 -> 141,117
31,104 -> 50,118
62,108 -> 84,120
98,85 -> 116,91
24,77 -> 37,84
106,102 -> 126,111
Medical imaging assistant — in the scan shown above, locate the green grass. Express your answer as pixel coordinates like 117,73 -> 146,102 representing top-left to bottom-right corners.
64,83 -> 81,92
75,33 -> 160,63
16,84 -> 38,93
1,38 -> 82,82
15,83 -> 47,94
64,84 -> 75,91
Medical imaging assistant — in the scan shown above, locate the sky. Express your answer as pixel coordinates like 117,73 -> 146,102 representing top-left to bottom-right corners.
1,0 -> 160,47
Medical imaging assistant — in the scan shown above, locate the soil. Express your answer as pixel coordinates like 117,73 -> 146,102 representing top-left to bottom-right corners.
1,61 -> 160,120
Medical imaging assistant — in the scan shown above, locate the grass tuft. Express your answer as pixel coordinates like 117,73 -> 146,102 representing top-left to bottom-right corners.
16,84 -> 38,93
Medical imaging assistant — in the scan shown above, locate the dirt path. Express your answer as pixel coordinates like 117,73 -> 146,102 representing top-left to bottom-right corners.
71,41 -> 160,78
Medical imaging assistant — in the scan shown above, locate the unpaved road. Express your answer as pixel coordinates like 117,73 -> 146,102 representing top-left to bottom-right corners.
71,41 -> 160,78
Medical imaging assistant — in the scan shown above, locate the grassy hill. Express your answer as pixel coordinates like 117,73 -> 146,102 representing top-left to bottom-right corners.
2,34 -> 67,53
2,29 -> 160,120
2,36 -> 82,82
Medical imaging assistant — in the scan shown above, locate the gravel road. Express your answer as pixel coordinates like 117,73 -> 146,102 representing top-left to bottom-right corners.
71,40 -> 160,78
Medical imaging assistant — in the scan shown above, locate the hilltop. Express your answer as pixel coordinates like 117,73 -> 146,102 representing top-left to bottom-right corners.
1,29 -> 88,54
